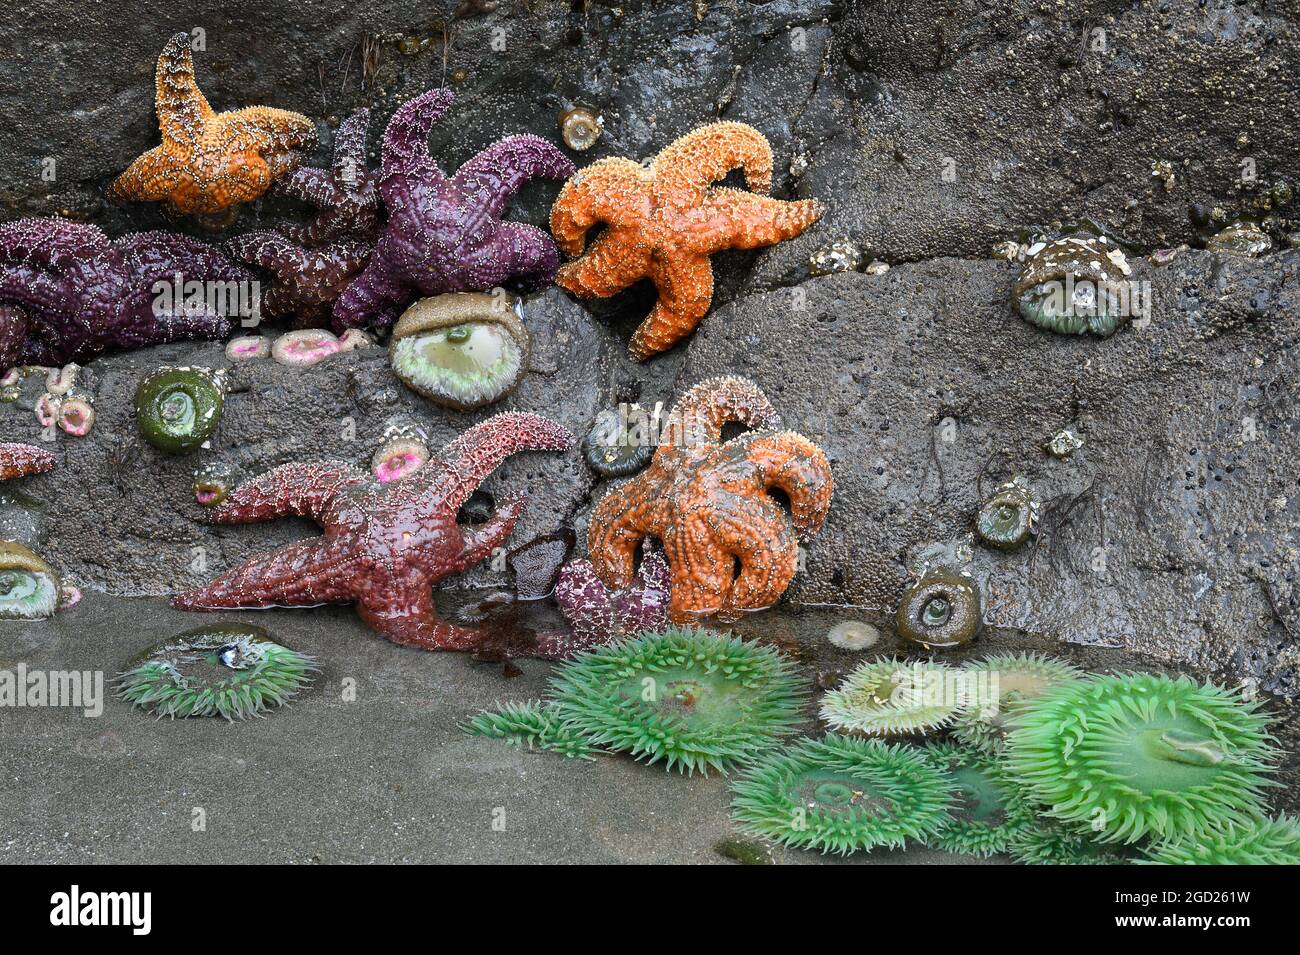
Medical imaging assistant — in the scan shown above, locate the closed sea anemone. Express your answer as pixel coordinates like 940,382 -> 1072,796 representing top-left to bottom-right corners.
371,420 -> 431,484
1005,672 -> 1279,844
56,394 -> 95,436
559,106 -> 603,152
547,626 -> 806,775
826,619 -> 880,652
135,367 -> 225,454
271,328 -> 345,366
581,403 -> 660,478
0,540 -> 62,620
389,293 -> 530,411
819,658 -> 962,736
225,335 -> 270,362
951,653 -> 1082,754
192,462 -> 236,507
117,624 -> 317,721
1143,815 -> 1300,865
975,479 -> 1038,550
921,742 -> 1034,857
730,734 -> 954,855
896,567 -> 981,650
1013,234 -> 1133,336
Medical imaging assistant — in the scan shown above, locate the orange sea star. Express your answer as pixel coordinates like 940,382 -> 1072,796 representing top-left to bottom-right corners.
110,32 -> 317,216
587,376 -> 833,622
550,122 -> 822,360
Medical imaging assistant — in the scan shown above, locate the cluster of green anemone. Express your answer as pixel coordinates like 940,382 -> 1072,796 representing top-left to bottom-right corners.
470,634 -> 1294,863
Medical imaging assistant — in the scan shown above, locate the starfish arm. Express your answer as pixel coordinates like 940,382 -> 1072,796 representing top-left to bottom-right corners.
173,539 -> 356,610
661,376 -> 782,450
380,88 -> 455,184
220,107 -> 318,154
587,483 -> 662,590
650,121 -> 774,203
205,462 -> 369,526
435,412 -> 574,509
740,431 -> 834,539
470,222 -> 561,291
0,218 -> 111,269
548,158 -> 646,255
0,265 -> 68,313
117,231 -> 252,286
451,135 -> 575,219
553,559 -> 613,643
153,33 -> 215,142
225,230 -> 310,275
659,516 -> 733,621
629,253 -> 714,361
0,305 -> 29,368
554,228 -> 651,298
332,108 -> 371,179
448,493 -> 527,575
695,189 -> 823,254
615,545 -> 672,632
701,495 -> 798,618
330,246 -> 411,331
355,572 -> 483,652
109,147 -> 190,203
274,166 -> 339,210
0,442 -> 56,481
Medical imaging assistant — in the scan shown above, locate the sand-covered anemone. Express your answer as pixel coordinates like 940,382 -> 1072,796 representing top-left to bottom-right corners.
0,540 -> 64,620
819,658 -> 962,736
922,742 -> 1034,857
1014,234 -> 1133,336
464,701 -> 597,760
1143,815 -> 1300,865
1008,822 -> 1137,865
225,335 -> 270,362
1006,672 -> 1279,844
192,462 -> 236,508
826,619 -> 880,651
975,479 -> 1038,550
730,734 -> 954,855
135,367 -> 225,454
581,404 -> 660,478
895,567 -> 981,650
547,626 -> 806,775
117,624 -> 316,721
389,293 -> 530,411
951,653 -> 1083,754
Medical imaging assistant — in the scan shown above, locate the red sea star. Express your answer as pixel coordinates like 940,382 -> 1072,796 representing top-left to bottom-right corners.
0,442 -> 55,481
173,412 -> 595,658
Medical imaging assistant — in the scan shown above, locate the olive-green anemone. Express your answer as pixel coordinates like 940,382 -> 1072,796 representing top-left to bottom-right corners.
1014,234 -> 1132,336
581,404 -> 659,478
135,367 -> 225,454
118,624 -> 316,721
547,626 -> 806,775
896,567 -> 981,650
1005,672 -> 1279,844
975,479 -> 1038,550
463,701 -> 597,761
0,540 -> 61,620
1143,815 -> 1300,865
389,293 -> 530,411
951,653 -> 1083,754
1008,822 -> 1137,865
921,742 -> 1034,857
820,658 -> 961,736
730,734 -> 954,855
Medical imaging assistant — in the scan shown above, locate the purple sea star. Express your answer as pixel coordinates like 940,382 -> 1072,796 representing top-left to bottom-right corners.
331,88 -> 575,332
550,544 -> 672,646
0,217 -> 252,368
226,231 -> 371,328
273,108 -> 381,247
173,412 -> 598,659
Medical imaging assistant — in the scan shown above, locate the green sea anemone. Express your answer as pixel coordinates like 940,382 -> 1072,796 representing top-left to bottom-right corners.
389,293 -> 529,411
922,742 -> 1034,856
118,624 -> 316,721
975,479 -> 1038,550
819,658 -> 961,736
547,626 -> 806,775
1006,672 -> 1278,844
463,701 -> 597,760
1143,815 -> 1300,865
1008,822 -> 1137,865
951,653 -> 1083,754
1014,234 -> 1132,336
895,568 -> 981,650
730,734 -> 954,855
0,540 -> 61,620
135,367 -> 225,454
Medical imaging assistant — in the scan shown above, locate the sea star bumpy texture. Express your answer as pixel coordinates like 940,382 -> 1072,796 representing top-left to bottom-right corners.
588,376 -> 833,622
173,412 -> 595,659
274,108 -> 381,246
110,33 -> 317,216
0,442 -> 55,481
0,218 -> 252,367
226,232 -> 371,328
550,121 -> 822,360
551,545 -> 671,646
332,89 -> 574,332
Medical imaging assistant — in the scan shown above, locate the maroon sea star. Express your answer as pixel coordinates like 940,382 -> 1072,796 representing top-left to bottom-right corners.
331,88 -> 575,332
0,217 -> 252,368
274,108 -> 381,247
226,232 -> 371,328
550,544 -> 671,646
0,442 -> 55,481
173,412 -> 592,658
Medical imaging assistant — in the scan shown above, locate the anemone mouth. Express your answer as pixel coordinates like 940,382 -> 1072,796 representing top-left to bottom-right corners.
1012,234 -> 1132,337
921,742 -> 1034,857
895,568 -> 980,650
975,483 -> 1037,550
581,405 -> 658,477
0,541 -> 60,620
225,335 -> 270,362
117,624 -> 317,721
547,626 -> 806,775
951,653 -> 1083,754
730,734 -> 954,855
192,463 -> 234,508
135,367 -> 224,454
819,658 -> 961,736
1005,672 -> 1279,844
1144,815 -> 1300,865
389,293 -> 530,411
